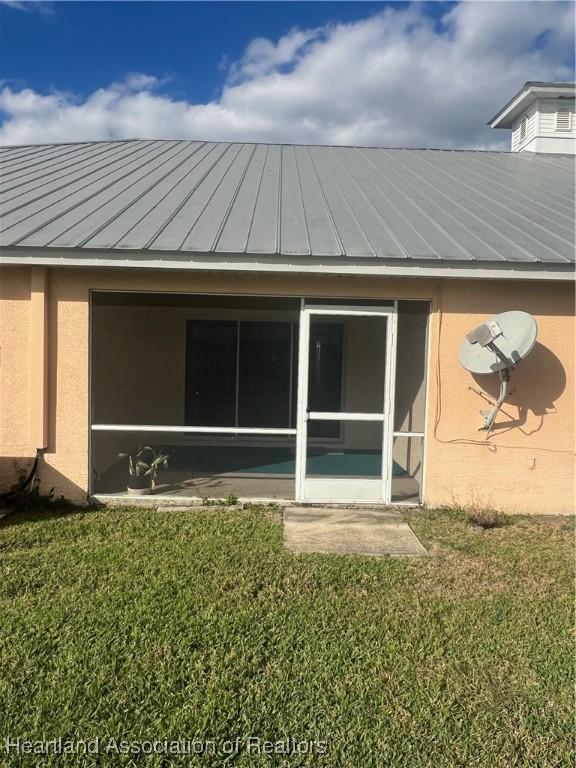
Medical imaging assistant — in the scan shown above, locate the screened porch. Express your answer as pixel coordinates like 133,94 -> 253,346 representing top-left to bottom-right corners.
90,292 -> 429,504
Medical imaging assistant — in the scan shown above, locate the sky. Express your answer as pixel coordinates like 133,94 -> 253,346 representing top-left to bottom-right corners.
0,1 -> 574,149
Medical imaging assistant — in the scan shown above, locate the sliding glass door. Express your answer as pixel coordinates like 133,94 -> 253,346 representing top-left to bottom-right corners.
184,320 -> 296,428
295,302 -> 396,503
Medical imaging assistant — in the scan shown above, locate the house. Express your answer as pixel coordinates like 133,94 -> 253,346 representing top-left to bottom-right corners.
0,82 -> 574,514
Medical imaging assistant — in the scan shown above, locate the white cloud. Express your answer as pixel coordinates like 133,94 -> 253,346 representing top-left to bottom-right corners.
227,27 -> 322,83
0,2 -> 573,148
0,1 -> 53,14
0,1 -> 32,10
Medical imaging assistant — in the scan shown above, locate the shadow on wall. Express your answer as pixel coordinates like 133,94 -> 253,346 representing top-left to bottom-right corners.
0,455 -> 88,512
471,342 -> 567,433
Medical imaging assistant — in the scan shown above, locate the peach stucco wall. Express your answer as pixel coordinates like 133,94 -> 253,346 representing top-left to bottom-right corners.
0,265 -> 574,513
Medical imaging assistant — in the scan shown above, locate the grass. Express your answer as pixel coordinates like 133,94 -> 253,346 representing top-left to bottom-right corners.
0,505 -> 573,767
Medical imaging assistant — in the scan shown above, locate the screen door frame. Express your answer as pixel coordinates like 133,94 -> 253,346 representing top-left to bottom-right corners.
295,300 -> 398,503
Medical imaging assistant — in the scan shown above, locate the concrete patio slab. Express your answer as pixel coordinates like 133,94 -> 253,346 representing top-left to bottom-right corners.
283,506 -> 427,557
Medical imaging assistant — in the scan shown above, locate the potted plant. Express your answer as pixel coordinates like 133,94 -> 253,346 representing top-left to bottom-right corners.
122,446 -> 169,495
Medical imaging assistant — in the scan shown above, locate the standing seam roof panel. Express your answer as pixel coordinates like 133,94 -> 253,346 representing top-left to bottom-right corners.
338,148 -> 443,260
2,141 -> 183,246
279,145 -> 311,256
0,141 -> 178,242
1,141 -> 156,210
293,145 -> 343,257
318,146 -> 408,259
428,151 -> 574,227
0,143 -> 93,175
522,153 -> 576,178
83,142 -> 206,249
368,150 -> 506,261
38,141 -> 193,247
182,144 -> 258,252
417,151 -> 574,245
353,148 -> 470,261
0,144 -> 53,166
150,144 -> 241,251
214,143 -> 269,253
0,139 -> 573,264
375,150 -> 543,262
466,153 -> 575,208
393,151 -> 571,262
307,146 -> 375,257
246,144 -> 282,254
74,143 -> 210,248
113,142 -> 220,248
1,142 -> 115,189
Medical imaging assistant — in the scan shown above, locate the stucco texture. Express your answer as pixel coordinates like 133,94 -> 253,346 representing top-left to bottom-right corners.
0,265 -> 574,514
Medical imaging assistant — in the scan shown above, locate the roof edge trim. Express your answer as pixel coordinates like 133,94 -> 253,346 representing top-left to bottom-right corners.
0,249 -> 573,282
488,82 -> 576,128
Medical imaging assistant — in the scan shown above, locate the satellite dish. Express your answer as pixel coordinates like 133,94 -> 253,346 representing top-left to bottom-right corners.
459,311 -> 537,375
459,311 -> 538,431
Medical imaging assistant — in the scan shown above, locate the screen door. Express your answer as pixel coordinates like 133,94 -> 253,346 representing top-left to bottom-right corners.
295,302 -> 397,503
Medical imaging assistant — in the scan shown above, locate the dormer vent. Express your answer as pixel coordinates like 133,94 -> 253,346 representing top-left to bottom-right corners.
556,109 -> 572,131
520,116 -> 527,140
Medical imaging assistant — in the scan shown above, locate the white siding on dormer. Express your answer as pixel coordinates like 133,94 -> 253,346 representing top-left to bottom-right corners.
538,99 -> 576,136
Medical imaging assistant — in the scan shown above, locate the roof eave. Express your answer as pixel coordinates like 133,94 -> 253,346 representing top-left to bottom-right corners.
0,247 -> 573,282
488,83 -> 576,129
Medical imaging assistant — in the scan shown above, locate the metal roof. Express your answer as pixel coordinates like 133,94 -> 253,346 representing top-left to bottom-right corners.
0,139 -> 574,265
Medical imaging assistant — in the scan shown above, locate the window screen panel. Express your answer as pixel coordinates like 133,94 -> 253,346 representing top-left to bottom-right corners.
394,302 -> 429,433
185,320 -> 237,426
392,435 -> 423,503
91,429 -> 296,499
308,322 -> 343,438
238,321 -> 293,428
306,420 -> 383,477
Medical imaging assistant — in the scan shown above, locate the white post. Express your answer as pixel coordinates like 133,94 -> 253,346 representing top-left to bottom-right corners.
382,302 -> 398,503
294,301 -> 310,501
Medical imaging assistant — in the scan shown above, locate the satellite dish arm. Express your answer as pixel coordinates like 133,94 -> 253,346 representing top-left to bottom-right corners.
480,368 -> 510,432
486,341 -> 515,370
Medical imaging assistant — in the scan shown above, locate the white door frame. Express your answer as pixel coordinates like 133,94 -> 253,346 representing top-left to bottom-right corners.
295,301 -> 398,503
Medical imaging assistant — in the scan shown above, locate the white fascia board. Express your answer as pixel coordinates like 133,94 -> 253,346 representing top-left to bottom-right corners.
489,90 -> 537,129
0,248 -> 573,282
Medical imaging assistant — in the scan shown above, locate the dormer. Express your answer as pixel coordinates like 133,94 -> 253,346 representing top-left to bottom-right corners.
488,81 -> 575,154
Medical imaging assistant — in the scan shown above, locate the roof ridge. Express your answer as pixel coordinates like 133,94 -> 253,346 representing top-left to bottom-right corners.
0,138 -> 527,154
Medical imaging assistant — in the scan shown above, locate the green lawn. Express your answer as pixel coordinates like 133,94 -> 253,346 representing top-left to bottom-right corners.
0,505 -> 573,767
